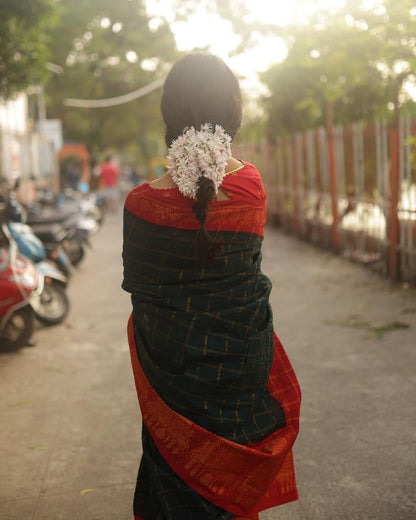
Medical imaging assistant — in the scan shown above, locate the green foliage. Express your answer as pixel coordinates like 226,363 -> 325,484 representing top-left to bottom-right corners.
0,0 -> 56,99
44,0 -> 181,159
261,0 -> 416,137
238,116 -> 266,144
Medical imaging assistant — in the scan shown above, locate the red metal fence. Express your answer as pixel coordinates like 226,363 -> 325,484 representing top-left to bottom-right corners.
235,115 -> 416,284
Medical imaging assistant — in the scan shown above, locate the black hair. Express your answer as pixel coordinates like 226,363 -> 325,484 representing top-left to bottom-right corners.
161,52 -> 242,264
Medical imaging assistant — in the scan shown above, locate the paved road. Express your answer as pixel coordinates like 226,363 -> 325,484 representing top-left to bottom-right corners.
1,205 -> 415,520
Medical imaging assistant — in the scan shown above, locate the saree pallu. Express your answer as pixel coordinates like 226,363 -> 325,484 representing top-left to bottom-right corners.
122,163 -> 301,520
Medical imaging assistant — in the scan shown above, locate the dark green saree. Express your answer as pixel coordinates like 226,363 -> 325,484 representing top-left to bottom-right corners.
122,163 -> 301,520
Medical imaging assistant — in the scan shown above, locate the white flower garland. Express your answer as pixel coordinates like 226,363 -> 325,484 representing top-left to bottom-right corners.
167,123 -> 232,199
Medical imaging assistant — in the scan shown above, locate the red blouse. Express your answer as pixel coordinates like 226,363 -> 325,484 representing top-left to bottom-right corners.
124,162 -> 267,236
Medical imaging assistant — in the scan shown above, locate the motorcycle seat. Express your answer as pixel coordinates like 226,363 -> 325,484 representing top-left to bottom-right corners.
30,223 -> 67,244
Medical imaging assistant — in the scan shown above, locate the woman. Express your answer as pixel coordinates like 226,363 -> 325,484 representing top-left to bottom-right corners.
122,53 -> 301,520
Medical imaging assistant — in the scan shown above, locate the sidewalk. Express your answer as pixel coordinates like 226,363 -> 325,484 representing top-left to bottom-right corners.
0,207 -> 415,520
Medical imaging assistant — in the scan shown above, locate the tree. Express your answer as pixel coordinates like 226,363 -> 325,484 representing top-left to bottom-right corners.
261,0 -> 416,137
262,20 -> 388,135
340,0 -> 416,111
0,0 -> 56,100
44,0 -> 180,160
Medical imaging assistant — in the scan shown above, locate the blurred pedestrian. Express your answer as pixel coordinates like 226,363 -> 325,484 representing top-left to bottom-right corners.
64,160 -> 81,190
89,159 -> 102,192
100,155 -> 120,212
129,165 -> 142,187
122,53 -> 301,520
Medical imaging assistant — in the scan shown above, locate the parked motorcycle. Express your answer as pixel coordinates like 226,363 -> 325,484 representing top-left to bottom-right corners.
56,188 -> 105,228
8,221 -> 70,326
29,217 -> 89,267
0,205 -> 39,349
26,197 -> 97,268
8,181 -> 72,276
3,188 -> 70,327
8,221 -> 71,278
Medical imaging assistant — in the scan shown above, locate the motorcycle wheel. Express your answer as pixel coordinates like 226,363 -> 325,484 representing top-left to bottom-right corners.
0,306 -> 34,350
67,243 -> 85,266
33,283 -> 70,326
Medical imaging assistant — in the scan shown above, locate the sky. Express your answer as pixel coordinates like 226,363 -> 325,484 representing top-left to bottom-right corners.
144,0 -> 347,87
143,0 -> 359,105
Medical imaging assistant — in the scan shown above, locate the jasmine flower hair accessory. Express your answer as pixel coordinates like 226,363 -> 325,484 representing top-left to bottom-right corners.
167,123 -> 232,199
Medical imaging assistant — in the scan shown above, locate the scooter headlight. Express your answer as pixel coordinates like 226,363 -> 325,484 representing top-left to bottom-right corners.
14,258 -> 38,288
15,268 -> 38,288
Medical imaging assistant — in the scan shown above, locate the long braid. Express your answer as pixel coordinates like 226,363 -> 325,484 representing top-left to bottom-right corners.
192,176 -> 222,263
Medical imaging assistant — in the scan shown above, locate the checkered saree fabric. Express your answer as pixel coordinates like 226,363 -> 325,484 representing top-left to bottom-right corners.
123,214 -> 287,445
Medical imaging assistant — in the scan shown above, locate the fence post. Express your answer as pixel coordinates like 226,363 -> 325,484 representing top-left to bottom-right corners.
265,141 -> 277,222
0,128 -> 3,179
327,101 -> 340,252
292,135 -> 300,234
389,125 -> 400,280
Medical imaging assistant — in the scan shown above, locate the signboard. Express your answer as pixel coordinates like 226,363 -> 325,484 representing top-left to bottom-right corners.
37,119 -> 63,151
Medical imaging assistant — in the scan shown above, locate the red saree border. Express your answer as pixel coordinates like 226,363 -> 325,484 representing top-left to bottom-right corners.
125,191 -> 265,236
124,163 -> 267,236
134,515 -> 259,520
128,315 -> 300,517
133,515 -> 259,520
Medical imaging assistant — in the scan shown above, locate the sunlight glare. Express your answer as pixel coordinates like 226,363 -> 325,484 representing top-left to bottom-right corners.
112,22 -> 123,33
141,58 -> 159,71
145,0 -> 353,78
172,14 -> 241,62
229,36 -> 288,76
126,50 -> 139,63
243,0 -> 297,26
100,17 -> 111,29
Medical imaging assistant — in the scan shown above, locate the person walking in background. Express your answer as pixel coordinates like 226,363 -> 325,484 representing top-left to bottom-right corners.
100,155 -> 120,212
89,159 -> 102,192
64,160 -> 81,190
122,52 -> 301,520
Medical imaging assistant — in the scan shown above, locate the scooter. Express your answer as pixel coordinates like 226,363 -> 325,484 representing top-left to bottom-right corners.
4,187 -> 70,327
0,207 -> 40,349
8,221 -> 72,278
8,184 -> 72,276
8,221 -> 70,326
26,201 -> 96,268
56,188 -> 104,229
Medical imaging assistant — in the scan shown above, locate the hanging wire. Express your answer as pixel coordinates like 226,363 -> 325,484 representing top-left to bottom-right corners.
64,77 -> 165,108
